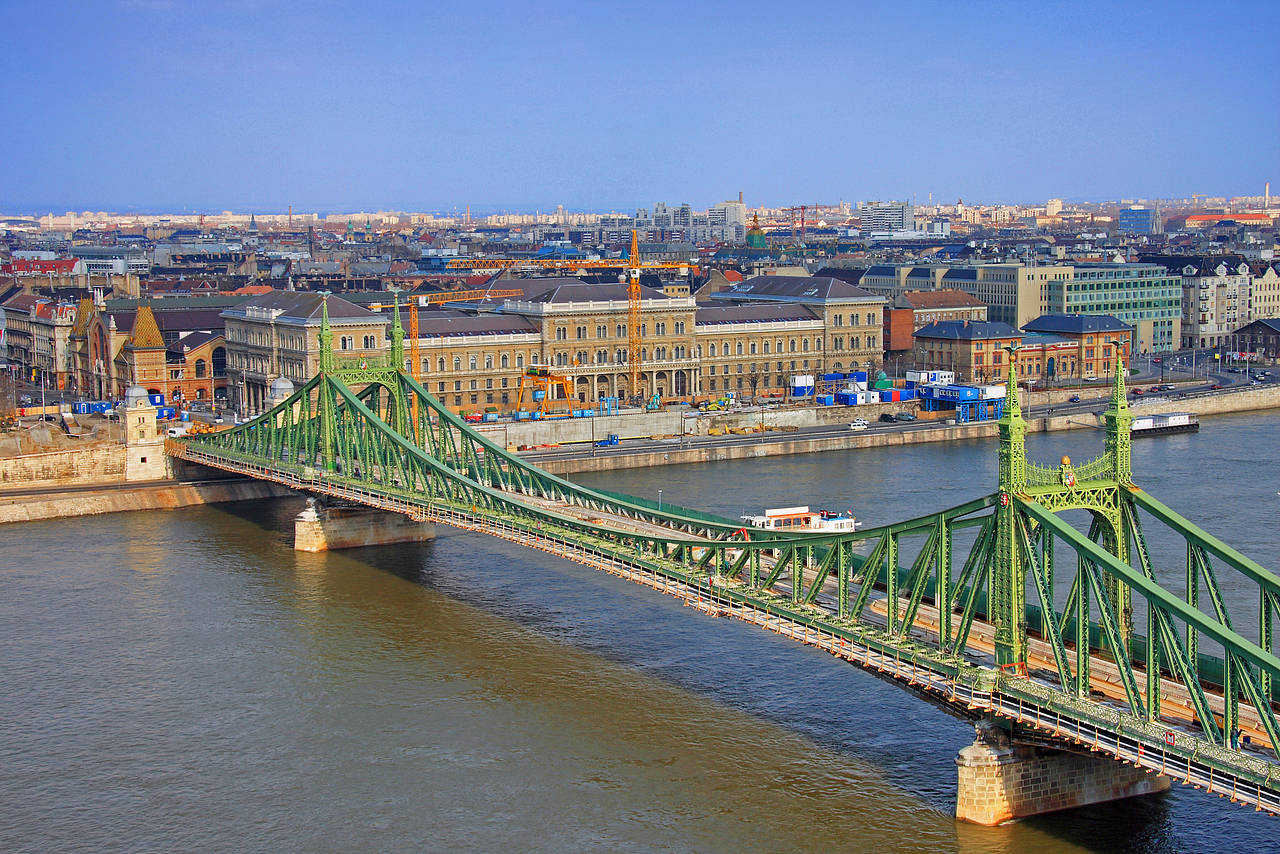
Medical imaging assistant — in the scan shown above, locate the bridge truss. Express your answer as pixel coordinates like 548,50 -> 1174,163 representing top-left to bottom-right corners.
169,297 -> 1280,814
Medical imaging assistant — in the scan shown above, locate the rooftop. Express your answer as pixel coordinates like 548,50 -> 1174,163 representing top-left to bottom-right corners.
913,320 -> 1021,341
896,289 -> 987,310
221,291 -> 385,325
711,275 -> 884,305
695,304 -> 820,326
1022,314 -> 1134,334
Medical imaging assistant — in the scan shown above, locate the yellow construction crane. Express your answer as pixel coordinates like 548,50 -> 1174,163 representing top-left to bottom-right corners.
626,230 -> 642,398
442,231 -> 695,401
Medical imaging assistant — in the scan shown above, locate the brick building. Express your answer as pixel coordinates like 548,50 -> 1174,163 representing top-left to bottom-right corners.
884,289 -> 988,358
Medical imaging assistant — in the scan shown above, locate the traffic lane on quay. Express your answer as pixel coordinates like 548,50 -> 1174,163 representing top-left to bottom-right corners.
515,418 -> 952,464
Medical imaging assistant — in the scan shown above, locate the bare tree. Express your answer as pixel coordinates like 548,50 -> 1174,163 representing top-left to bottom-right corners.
746,365 -> 765,402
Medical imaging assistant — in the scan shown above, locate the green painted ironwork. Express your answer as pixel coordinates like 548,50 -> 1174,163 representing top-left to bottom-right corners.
167,328 -> 1280,811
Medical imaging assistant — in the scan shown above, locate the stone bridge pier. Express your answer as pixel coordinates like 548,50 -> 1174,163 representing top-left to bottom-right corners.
955,720 -> 1170,824
294,497 -> 436,552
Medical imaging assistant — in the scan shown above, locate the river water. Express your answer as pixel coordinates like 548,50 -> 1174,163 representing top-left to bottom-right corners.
2,412 -> 1278,853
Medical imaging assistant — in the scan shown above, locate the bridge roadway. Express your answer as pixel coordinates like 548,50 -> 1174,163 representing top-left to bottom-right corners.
173,440 -> 1280,815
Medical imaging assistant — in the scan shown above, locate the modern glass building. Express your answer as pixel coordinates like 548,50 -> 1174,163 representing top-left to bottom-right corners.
1044,263 -> 1181,353
1117,206 -> 1162,235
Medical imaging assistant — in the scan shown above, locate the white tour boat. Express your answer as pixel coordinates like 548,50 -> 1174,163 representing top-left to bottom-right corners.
740,505 -> 860,533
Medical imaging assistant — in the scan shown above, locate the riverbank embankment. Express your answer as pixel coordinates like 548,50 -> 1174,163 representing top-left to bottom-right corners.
0,476 -> 296,525
2,383 -> 1276,523
536,382 -> 1280,474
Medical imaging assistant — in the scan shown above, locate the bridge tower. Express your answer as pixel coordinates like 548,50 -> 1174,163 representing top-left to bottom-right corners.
993,344 -> 1135,677
993,346 -> 1029,668
317,294 -> 338,471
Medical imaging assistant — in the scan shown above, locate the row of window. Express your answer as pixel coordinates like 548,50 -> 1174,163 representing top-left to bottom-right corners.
555,320 -> 689,340
415,334 -> 886,376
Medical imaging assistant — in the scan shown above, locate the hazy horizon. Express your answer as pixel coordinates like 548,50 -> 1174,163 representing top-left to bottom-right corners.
3,0 -> 1277,214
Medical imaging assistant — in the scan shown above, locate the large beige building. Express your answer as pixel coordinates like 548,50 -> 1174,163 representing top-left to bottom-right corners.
219,276 -> 886,415
412,275 -> 886,411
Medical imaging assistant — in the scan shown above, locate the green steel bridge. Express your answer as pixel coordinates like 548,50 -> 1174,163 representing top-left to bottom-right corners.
169,298 -> 1280,816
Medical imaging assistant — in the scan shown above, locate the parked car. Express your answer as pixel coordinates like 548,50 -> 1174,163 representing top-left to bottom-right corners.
1069,395 -> 1081,403
1084,375 -> 1098,382
849,418 -> 869,431
894,412 -> 917,422
878,413 -> 897,423
1131,389 -> 1144,396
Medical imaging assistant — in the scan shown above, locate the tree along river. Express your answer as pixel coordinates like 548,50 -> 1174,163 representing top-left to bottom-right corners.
2,412 -> 1277,853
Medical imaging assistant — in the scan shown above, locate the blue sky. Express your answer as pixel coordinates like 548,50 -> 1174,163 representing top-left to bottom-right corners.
3,0 -> 1277,213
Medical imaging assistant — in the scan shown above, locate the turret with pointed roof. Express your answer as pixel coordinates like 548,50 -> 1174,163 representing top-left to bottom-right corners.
126,304 -> 166,350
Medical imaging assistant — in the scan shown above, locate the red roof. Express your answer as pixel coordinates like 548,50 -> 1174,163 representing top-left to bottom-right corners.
1185,213 -> 1272,223
722,270 -> 744,282
3,258 -> 78,275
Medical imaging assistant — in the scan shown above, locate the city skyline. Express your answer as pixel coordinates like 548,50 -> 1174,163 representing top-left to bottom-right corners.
3,0 -> 1277,212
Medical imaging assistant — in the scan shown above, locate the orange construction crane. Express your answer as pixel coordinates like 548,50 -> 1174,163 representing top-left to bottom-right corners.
419,288 -> 524,303
409,300 -> 421,439
626,230 -> 642,398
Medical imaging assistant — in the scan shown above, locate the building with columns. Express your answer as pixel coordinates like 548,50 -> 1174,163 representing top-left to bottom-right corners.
209,275 -> 886,416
